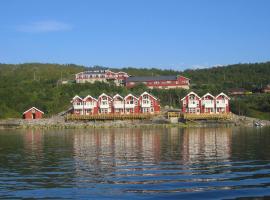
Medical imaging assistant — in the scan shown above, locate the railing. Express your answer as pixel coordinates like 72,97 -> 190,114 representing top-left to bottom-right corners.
183,113 -> 232,120
167,112 -> 182,118
66,113 -> 159,121
141,103 -> 151,107
113,104 -> 124,109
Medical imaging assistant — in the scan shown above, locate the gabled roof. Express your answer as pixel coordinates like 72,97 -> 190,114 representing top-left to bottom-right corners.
23,107 -> 44,114
140,91 -> 157,100
112,94 -> 124,100
83,95 -> 98,101
181,91 -> 201,101
98,93 -> 112,99
71,95 -> 83,102
202,93 -> 215,99
216,92 -> 230,100
124,93 -> 139,100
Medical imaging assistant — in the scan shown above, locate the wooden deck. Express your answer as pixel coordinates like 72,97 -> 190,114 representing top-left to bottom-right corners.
183,113 -> 232,120
167,111 -> 232,120
167,111 -> 181,118
66,113 -> 158,121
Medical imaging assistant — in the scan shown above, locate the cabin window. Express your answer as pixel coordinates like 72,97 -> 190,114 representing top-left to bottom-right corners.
143,100 -> 149,104
143,95 -> 149,99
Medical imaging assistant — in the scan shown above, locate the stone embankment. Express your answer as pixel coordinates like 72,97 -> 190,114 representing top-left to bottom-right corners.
230,114 -> 270,127
0,114 -> 269,129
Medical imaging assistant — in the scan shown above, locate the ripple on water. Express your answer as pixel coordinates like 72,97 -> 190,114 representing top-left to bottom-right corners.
0,127 -> 270,199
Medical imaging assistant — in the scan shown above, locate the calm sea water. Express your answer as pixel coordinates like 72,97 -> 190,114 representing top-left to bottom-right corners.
0,127 -> 270,199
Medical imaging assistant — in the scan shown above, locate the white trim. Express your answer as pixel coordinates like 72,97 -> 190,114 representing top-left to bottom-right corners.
202,93 -> 215,99
181,91 -> 201,101
112,94 -> 124,100
124,93 -> 139,100
216,92 -> 230,100
83,95 -> 98,102
140,91 -> 157,100
98,93 -> 112,100
23,107 -> 44,114
71,95 -> 83,103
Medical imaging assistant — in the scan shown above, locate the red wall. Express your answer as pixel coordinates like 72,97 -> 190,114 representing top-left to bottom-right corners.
126,76 -> 189,88
23,110 -> 43,119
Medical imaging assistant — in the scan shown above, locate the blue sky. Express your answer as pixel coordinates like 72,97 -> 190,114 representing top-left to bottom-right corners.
1,0 -> 270,70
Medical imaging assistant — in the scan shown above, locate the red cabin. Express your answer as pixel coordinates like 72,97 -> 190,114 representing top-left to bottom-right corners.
138,92 -> 160,113
201,93 -> 215,114
83,95 -> 99,115
124,94 -> 140,114
23,107 -> 44,119
112,94 -> 125,114
71,95 -> 84,115
98,93 -> 113,114
181,92 -> 201,114
215,93 -> 230,113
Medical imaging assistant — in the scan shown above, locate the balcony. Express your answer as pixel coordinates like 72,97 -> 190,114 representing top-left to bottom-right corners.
73,105 -> 84,109
125,104 -> 135,109
216,102 -> 226,107
84,103 -> 97,109
113,103 -> 124,109
202,100 -> 214,108
100,101 -> 110,109
188,101 -> 199,108
141,103 -> 151,108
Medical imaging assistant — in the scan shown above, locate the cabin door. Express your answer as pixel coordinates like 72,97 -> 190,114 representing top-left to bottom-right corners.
32,113 -> 36,119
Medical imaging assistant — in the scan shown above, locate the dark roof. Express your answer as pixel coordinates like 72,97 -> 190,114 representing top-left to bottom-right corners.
228,88 -> 247,93
126,75 -> 179,82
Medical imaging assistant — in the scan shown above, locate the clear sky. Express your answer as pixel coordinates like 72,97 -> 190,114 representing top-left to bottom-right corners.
1,0 -> 270,70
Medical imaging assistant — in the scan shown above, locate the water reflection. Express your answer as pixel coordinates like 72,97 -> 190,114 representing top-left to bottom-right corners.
73,127 -> 232,167
0,127 -> 270,199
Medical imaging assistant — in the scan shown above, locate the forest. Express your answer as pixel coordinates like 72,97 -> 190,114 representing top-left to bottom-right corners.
0,62 -> 270,119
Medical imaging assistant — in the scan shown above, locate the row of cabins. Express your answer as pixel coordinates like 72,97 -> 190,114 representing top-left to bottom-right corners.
22,91 -> 230,119
75,70 -> 190,90
71,92 -> 160,115
181,92 -> 230,114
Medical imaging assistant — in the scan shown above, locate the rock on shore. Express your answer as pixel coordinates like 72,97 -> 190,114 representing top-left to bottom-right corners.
0,114 -> 269,129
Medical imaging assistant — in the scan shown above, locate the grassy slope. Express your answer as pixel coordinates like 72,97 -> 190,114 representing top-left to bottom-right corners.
0,62 -> 270,119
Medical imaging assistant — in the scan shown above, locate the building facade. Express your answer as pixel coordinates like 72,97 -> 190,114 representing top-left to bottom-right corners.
23,107 -> 44,119
139,92 -> 161,113
181,92 -> 201,114
98,93 -> 113,114
83,95 -> 99,115
71,92 -> 160,115
124,94 -> 140,114
201,93 -> 215,113
75,70 -> 129,86
125,75 -> 190,89
181,92 -> 230,114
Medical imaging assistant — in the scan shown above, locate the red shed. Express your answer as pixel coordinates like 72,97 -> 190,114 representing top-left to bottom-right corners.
23,107 -> 44,119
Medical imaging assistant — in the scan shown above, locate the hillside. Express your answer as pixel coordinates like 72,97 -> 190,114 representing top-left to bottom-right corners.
0,62 -> 270,119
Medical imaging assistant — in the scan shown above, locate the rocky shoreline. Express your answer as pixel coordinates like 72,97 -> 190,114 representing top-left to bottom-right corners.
1,114 -> 269,129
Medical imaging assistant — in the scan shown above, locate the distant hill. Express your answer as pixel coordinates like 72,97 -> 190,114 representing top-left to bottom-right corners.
0,62 -> 270,119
